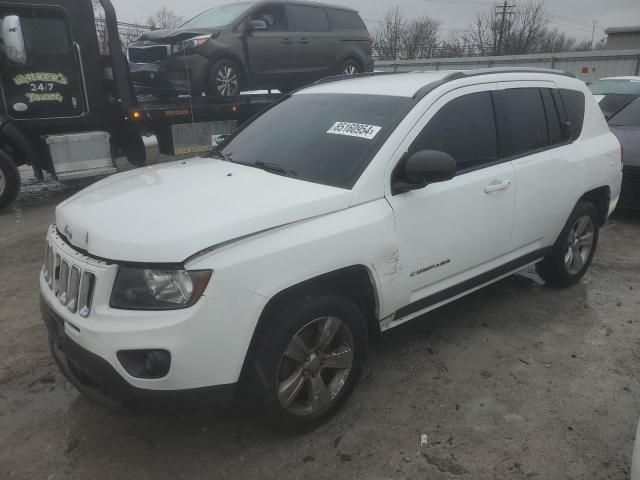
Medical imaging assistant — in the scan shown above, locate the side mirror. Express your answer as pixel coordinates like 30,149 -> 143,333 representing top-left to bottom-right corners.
247,20 -> 267,31
2,15 -> 28,64
212,134 -> 229,147
393,150 -> 457,194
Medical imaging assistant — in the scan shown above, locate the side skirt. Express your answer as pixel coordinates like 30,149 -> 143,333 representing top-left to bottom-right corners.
381,248 -> 551,332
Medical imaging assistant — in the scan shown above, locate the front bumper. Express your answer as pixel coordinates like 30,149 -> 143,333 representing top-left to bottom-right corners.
130,54 -> 209,96
42,298 -> 236,411
40,225 -> 268,410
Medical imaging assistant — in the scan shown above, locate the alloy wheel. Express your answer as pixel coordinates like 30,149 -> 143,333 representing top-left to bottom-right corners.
216,65 -> 239,97
343,64 -> 359,75
564,214 -> 595,275
276,316 -> 355,416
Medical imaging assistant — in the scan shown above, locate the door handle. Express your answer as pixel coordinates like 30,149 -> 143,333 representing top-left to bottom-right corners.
298,38 -> 310,44
281,38 -> 293,44
484,179 -> 511,193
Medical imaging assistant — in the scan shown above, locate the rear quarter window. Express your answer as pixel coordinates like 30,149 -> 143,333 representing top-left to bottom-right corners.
559,89 -> 586,140
327,9 -> 366,31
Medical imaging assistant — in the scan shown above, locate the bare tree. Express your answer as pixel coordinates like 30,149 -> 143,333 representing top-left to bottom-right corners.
506,1 -> 548,54
146,7 -> 183,31
435,33 -> 477,58
463,1 -> 590,56
402,17 -> 440,59
372,6 -> 406,60
539,29 -> 577,53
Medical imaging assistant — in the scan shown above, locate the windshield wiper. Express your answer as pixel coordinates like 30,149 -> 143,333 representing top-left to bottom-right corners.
209,149 -> 234,162
254,161 -> 297,178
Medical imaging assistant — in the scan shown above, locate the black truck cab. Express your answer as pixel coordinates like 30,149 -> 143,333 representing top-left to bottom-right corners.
0,0 -> 281,209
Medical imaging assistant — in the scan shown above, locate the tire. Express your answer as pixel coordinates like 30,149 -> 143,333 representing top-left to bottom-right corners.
339,59 -> 361,76
205,59 -> 245,98
536,200 -> 600,287
245,294 -> 367,431
277,84 -> 300,94
0,149 -> 21,210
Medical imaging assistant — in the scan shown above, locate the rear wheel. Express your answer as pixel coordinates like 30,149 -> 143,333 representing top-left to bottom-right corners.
536,200 -> 600,287
206,59 -> 244,97
0,149 -> 21,210
339,59 -> 361,76
246,294 -> 367,430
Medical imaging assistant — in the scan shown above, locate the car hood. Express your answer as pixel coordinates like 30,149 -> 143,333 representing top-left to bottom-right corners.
55,158 -> 352,264
134,28 -> 218,45
610,125 -> 640,167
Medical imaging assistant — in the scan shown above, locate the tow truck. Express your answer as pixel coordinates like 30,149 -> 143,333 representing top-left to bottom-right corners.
0,0 -> 282,209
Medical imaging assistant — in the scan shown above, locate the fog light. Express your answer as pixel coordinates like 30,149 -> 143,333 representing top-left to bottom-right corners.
117,349 -> 171,379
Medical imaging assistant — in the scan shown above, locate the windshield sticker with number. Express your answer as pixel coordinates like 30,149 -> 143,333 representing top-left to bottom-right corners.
327,122 -> 382,140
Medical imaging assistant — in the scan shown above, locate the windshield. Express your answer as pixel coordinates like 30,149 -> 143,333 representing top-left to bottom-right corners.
219,93 -> 413,189
180,2 -> 252,29
609,98 -> 640,127
590,79 -> 640,96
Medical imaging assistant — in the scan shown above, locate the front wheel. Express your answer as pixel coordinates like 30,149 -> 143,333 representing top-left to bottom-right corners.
246,294 -> 367,430
206,59 -> 244,97
0,149 -> 21,210
536,200 -> 600,287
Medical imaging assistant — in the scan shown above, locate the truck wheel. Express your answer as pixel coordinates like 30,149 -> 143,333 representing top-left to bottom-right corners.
536,200 -> 600,287
206,59 -> 244,97
0,149 -> 21,210
247,294 -> 367,430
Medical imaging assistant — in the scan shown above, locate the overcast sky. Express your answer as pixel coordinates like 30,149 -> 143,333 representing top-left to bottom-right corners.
110,0 -> 639,42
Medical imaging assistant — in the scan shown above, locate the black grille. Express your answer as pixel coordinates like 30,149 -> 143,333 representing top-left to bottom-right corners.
128,46 -> 168,64
621,165 -> 640,209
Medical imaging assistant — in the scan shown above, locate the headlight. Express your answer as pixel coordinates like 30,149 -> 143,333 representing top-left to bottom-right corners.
110,267 -> 212,310
171,34 -> 212,55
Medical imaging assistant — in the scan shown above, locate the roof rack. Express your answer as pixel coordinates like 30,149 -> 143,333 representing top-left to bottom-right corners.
457,67 -> 576,78
412,68 -> 575,100
308,67 -> 576,101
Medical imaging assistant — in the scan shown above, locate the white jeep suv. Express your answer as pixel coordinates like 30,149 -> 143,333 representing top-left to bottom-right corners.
41,69 -> 622,428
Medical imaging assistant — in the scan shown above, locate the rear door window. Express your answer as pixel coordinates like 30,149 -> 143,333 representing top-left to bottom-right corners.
559,89 -> 585,140
327,9 -> 366,31
410,91 -> 498,172
286,5 -> 329,32
499,88 -> 549,157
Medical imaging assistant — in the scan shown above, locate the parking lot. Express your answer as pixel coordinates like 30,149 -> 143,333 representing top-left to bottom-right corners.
0,171 -> 639,480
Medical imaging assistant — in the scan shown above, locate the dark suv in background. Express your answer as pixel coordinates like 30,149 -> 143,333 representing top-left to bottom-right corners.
128,1 -> 373,98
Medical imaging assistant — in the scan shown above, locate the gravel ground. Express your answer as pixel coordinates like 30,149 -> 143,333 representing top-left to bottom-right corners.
1,172 -> 639,480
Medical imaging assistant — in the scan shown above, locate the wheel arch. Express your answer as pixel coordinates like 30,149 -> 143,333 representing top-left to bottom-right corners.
0,122 -> 41,170
580,185 -> 610,226
236,264 -> 381,391
337,55 -> 364,73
